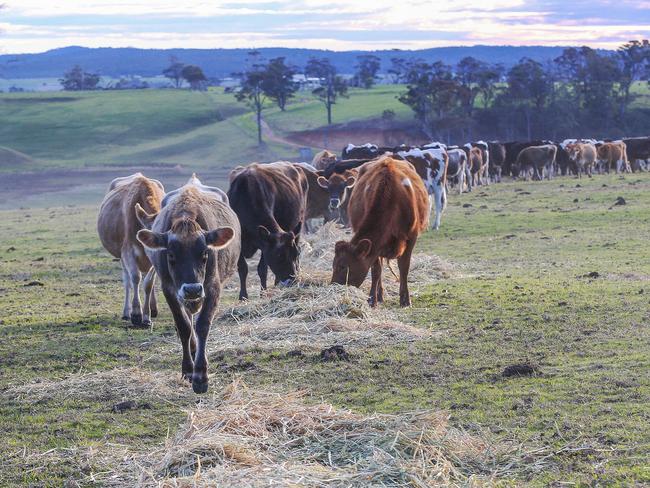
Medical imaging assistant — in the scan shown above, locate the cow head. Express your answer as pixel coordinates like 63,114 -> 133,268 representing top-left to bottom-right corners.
137,218 -> 234,314
566,143 -> 581,161
317,171 -> 356,211
258,222 -> 302,286
331,239 -> 373,287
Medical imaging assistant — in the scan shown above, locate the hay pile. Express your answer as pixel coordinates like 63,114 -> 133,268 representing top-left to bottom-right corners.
213,223 -> 453,350
137,379 -> 505,487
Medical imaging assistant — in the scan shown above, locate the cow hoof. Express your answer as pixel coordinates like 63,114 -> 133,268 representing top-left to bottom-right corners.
239,294 -> 248,301
400,297 -> 412,307
142,318 -> 152,328
367,297 -> 377,308
121,315 -> 130,321
192,379 -> 209,394
130,313 -> 143,327
181,371 -> 193,383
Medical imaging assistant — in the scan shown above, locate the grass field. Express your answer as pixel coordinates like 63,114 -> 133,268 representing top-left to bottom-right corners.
1,172 -> 649,485
0,86 -> 410,171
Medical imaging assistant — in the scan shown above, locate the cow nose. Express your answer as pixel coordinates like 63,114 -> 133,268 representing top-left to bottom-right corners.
329,198 -> 341,209
181,283 -> 204,300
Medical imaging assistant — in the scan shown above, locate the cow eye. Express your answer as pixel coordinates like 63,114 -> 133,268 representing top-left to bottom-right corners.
167,253 -> 176,266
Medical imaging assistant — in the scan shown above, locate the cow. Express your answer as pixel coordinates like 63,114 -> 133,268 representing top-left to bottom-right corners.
316,169 -> 358,225
566,142 -> 597,178
464,144 -> 485,187
331,157 -> 428,307
487,141 -> 506,183
464,142 -> 489,185
228,162 -> 308,300
341,143 -> 396,160
623,137 -> 650,172
503,140 -> 550,177
597,142 -> 630,174
136,176 -> 240,394
515,144 -> 557,181
311,150 -> 338,171
446,147 -> 469,193
394,145 -> 448,230
165,173 -> 228,206
293,162 -> 330,231
97,173 -> 164,327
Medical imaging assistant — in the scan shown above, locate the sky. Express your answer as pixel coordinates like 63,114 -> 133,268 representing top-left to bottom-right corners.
0,0 -> 648,54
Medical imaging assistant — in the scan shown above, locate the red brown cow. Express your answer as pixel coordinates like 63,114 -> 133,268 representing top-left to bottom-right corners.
97,173 -> 164,327
331,156 -> 429,307
597,141 -> 630,174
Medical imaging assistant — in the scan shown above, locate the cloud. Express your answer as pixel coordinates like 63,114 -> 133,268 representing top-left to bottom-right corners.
0,0 -> 648,54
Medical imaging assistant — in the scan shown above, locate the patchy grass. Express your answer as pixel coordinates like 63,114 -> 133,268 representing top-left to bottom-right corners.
1,173 -> 649,485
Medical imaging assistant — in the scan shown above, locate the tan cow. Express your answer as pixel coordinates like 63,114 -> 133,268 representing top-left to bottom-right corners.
311,150 -> 338,171
98,173 -> 164,327
597,141 -> 630,174
567,142 -> 597,178
515,144 -> 557,181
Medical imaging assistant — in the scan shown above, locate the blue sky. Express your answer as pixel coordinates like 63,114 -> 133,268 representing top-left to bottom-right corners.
1,0 -> 648,54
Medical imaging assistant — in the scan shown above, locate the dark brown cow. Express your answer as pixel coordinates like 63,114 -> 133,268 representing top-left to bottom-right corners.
515,144 -> 557,180
137,177 -> 240,394
331,156 -> 429,307
98,173 -> 164,327
228,162 -> 308,300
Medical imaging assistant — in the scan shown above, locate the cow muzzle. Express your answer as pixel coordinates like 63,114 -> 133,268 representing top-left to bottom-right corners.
329,198 -> 341,210
178,283 -> 204,311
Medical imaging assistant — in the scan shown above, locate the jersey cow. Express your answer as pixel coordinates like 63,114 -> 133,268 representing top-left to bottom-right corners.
136,176 -> 240,394
98,173 -> 164,327
228,162 -> 308,300
331,157 -> 429,307
566,142 -> 597,178
311,150 -> 338,171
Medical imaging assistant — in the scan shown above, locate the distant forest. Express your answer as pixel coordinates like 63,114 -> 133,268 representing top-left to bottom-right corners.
1,45 -> 581,79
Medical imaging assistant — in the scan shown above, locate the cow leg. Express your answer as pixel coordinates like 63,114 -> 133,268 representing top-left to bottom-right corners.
368,258 -> 383,307
192,285 -> 220,394
142,267 -> 156,326
465,167 -> 472,192
162,287 -> 195,382
431,184 -> 446,230
122,251 -> 144,327
398,239 -> 416,307
458,167 -> 465,195
257,254 -> 268,292
120,261 -> 131,321
237,253 -> 249,301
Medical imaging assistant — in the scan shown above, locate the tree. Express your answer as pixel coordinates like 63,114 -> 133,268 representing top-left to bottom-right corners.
456,56 -> 485,118
262,57 -> 298,111
388,57 -> 416,84
505,58 -> 551,139
163,56 -> 185,88
60,65 -> 100,91
181,65 -> 207,90
305,57 -> 348,125
354,55 -> 381,88
234,62 -> 267,144
617,40 -> 650,118
398,61 -> 463,139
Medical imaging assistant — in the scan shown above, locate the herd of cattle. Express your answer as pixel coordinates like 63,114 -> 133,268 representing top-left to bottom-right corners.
97,135 -> 650,393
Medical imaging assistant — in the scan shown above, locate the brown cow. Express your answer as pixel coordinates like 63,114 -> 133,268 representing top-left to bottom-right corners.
567,142 -> 597,178
97,173 -> 164,327
317,169 -> 357,225
137,177 -> 240,393
312,150 -> 338,171
464,145 -> 485,187
331,156 -> 429,307
597,141 -> 630,174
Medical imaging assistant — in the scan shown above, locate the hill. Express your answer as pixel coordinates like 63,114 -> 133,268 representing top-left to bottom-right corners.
0,45 -> 580,79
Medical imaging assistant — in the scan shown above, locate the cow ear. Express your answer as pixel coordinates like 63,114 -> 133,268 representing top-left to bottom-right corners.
135,203 -> 158,229
137,229 -> 167,250
346,176 -> 356,188
205,227 -> 235,250
317,176 -> 329,189
258,225 -> 271,240
355,239 -> 372,258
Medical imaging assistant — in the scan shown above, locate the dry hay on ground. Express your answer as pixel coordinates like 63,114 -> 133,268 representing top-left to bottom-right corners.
137,378 -> 511,487
214,222 -> 452,350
